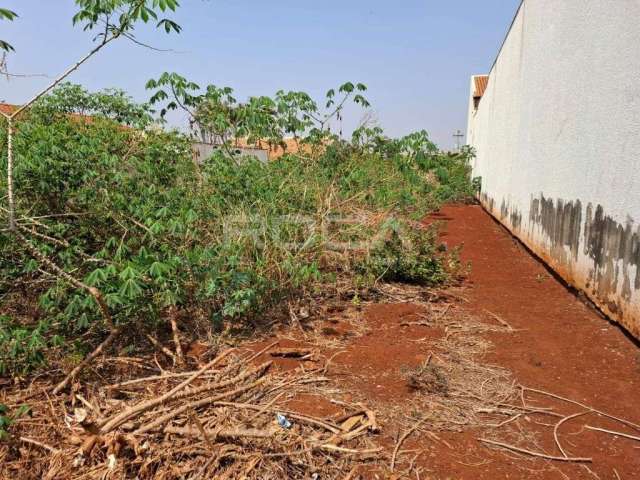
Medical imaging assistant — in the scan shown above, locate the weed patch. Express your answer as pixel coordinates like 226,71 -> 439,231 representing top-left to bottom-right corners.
0,83 -> 475,375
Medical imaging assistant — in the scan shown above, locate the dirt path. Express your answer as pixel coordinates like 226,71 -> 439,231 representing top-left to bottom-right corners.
421,204 -> 640,479
249,204 -> 640,479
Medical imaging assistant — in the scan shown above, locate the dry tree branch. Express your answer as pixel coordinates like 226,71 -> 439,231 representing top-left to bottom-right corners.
164,425 -> 275,439
5,117 -> 15,229
585,425 -> 640,443
188,408 -> 215,449
522,386 -> 640,432
168,306 -> 184,365
390,416 -> 428,471
146,334 -> 178,364
478,438 -> 592,463
52,327 -> 121,395
7,34 -> 117,122
17,223 -> 70,248
105,369 -> 219,390
15,231 -> 113,328
1,70 -> 50,79
99,348 -> 235,432
19,436 -> 61,454
136,375 -> 270,434
553,411 -> 590,458
4,32 -> 125,394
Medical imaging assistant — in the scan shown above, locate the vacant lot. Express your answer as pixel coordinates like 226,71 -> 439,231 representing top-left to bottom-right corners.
3,201 -> 639,479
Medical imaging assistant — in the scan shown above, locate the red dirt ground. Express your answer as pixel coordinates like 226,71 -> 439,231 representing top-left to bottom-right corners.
418,204 -> 640,479
251,204 -> 640,479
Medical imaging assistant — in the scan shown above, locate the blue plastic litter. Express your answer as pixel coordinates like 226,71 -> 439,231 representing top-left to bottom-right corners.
276,413 -> 292,429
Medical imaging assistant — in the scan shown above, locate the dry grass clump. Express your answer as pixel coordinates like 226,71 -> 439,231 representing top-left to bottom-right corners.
405,362 -> 449,395
376,283 -> 519,434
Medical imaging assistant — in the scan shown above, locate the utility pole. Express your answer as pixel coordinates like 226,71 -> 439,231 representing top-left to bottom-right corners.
453,130 -> 464,152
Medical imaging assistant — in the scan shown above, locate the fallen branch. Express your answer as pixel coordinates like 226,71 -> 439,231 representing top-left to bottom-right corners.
478,438 -> 592,463
342,466 -> 359,480
484,309 -> 514,331
270,347 -> 312,358
208,400 -> 342,434
165,425 -> 275,439
52,326 -> 121,395
585,425 -> 640,443
390,416 -> 428,471
19,436 -> 60,454
319,444 -> 382,455
434,304 -> 452,322
523,386 -> 640,432
99,349 -> 234,432
135,375 -> 270,434
244,341 -> 279,363
106,370 -> 218,390
553,411 -> 590,457
146,334 -> 178,363
188,408 -> 215,450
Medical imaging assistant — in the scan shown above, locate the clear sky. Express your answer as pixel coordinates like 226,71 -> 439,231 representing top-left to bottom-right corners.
1,0 -> 519,149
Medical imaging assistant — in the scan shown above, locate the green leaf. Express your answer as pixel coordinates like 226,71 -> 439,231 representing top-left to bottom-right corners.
157,18 -> 182,33
0,8 -> 18,21
0,40 -> 14,52
119,265 -> 138,281
86,268 -> 108,286
149,261 -> 170,278
118,278 -> 143,299
339,82 -> 355,93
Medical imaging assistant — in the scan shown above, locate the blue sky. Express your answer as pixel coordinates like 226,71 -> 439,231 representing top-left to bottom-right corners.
1,0 -> 519,149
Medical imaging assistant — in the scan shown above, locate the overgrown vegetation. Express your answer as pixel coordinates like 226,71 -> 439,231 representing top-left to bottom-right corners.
0,80 -> 474,377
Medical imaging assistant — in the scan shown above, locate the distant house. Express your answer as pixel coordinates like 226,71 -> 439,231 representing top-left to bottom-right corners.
235,137 -> 312,160
2,101 -> 307,164
192,137 -> 312,164
191,142 -> 270,164
0,103 -> 16,116
0,102 -> 114,126
471,75 -> 488,111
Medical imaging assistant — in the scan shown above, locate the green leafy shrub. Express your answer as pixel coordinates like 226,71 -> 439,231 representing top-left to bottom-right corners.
0,316 -> 51,375
0,83 -> 475,375
0,403 -> 31,441
358,221 -> 458,285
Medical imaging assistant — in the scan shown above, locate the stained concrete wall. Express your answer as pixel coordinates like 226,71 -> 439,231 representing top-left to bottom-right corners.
467,0 -> 640,338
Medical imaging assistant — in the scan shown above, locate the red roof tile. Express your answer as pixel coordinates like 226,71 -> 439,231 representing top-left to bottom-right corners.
473,75 -> 489,99
0,103 -> 18,115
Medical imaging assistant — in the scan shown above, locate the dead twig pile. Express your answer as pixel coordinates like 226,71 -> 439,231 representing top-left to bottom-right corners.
0,347 -> 382,479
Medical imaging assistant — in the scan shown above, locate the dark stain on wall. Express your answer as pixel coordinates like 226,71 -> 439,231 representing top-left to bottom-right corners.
479,192 -> 640,338
500,200 -> 509,219
499,199 -> 522,231
583,203 -> 640,303
529,195 -> 582,261
510,209 -> 522,231
481,193 -> 495,214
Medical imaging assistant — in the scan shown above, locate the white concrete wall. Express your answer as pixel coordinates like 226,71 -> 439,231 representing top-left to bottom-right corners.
467,0 -> 640,338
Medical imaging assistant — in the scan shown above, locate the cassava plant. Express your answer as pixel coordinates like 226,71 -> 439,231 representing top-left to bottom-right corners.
0,80 -> 475,378
146,73 -> 370,151
0,0 -> 183,393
